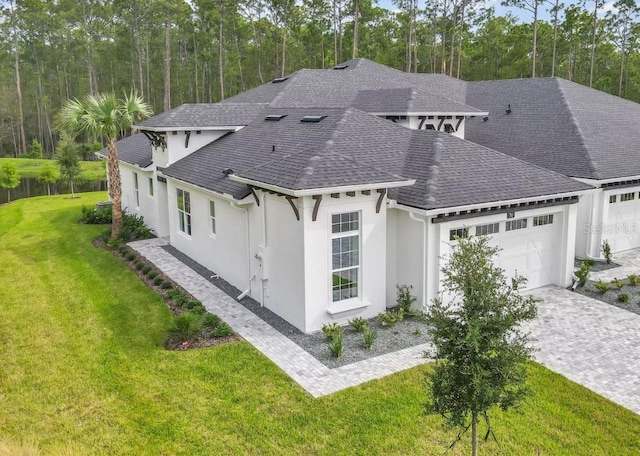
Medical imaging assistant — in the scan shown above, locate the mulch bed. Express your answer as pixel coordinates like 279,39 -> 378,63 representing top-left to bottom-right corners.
574,277 -> 640,316
93,238 -> 241,350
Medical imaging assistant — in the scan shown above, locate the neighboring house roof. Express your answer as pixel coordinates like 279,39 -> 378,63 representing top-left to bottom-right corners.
136,103 -> 268,129
162,108 -> 590,208
97,133 -> 152,168
465,77 -> 640,180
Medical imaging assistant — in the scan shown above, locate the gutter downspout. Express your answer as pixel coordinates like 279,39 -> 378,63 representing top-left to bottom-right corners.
230,200 -> 252,301
409,212 -> 428,310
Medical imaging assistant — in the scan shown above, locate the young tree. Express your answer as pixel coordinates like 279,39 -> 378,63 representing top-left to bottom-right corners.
37,163 -> 58,195
425,235 -> 537,456
28,139 -> 44,159
0,162 -> 21,203
502,0 -> 545,77
56,137 -> 81,198
58,91 -> 152,238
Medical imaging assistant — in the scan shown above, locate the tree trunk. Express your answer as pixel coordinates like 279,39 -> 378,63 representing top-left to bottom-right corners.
10,0 -> 27,156
164,12 -> 171,112
281,27 -> 287,77
551,1 -> 559,77
471,414 -> 478,456
219,8 -> 225,100
456,6 -> 465,79
194,37 -> 199,103
107,138 -> 123,238
589,0 -> 598,88
352,0 -> 359,59
619,50 -> 625,97
532,2 -> 538,78
449,3 -> 458,77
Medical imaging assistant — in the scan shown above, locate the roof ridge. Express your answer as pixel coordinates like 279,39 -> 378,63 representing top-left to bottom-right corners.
555,78 -> 600,179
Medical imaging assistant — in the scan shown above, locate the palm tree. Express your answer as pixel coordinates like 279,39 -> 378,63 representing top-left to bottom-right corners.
59,92 -> 152,238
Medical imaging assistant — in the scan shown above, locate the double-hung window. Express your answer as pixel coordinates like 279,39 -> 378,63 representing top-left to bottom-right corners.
331,212 -> 360,302
133,172 -> 140,208
209,200 -> 216,235
177,189 -> 191,235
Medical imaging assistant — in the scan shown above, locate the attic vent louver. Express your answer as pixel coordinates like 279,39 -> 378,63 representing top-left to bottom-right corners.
265,114 -> 287,121
301,115 -> 326,123
333,64 -> 348,70
272,77 -> 288,83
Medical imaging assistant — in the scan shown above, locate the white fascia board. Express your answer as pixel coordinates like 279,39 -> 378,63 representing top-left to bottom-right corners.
368,111 -> 489,117
157,172 -> 244,203
391,188 -> 597,217
573,175 -> 640,187
228,174 -> 416,197
134,125 -> 244,133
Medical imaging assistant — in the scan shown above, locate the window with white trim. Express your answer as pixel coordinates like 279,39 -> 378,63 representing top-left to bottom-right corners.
177,189 -> 191,235
133,172 -> 140,208
609,195 -> 617,204
149,177 -> 154,197
506,218 -> 528,231
449,227 -> 469,241
533,214 -> 554,226
209,200 -> 216,235
621,192 -> 636,202
331,212 -> 360,302
475,223 -> 499,236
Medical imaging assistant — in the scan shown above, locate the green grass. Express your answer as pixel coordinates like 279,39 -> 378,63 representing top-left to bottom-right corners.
0,157 -> 106,181
1,193 -> 639,455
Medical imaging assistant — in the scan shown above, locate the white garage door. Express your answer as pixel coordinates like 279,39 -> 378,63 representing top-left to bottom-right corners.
605,191 -> 640,253
486,215 -> 558,290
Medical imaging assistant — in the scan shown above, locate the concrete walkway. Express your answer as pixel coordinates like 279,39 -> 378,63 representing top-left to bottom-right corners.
129,238 -> 431,398
525,286 -> 640,414
589,249 -> 640,282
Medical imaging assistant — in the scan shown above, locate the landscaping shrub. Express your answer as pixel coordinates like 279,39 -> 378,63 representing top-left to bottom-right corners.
166,312 -> 203,343
594,280 -> 610,294
81,205 -> 112,224
617,293 -> 630,304
125,252 -> 136,261
212,322 -> 233,337
362,329 -> 377,349
378,309 -> 404,327
134,261 -> 144,270
185,300 -> 207,315
610,277 -> 625,289
118,245 -> 129,254
147,270 -> 158,280
118,213 -> 153,242
141,265 -> 152,274
153,276 -> 164,286
575,261 -> 591,287
584,258 -> 595,267
328,332 -> 343,358
161,281 -> 173,289
602,240 -> 612,264
202,313 -> 221,330
396,284 -> 417,314
628,274 -> 640,286
322,322 -> 344,341
348,317 -> 368,332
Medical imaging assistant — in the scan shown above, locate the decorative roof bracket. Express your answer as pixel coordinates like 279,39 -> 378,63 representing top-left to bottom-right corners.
312,195 -> 322,221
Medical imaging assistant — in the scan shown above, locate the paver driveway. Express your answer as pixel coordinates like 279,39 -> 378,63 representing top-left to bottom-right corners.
526,286 -> 640,414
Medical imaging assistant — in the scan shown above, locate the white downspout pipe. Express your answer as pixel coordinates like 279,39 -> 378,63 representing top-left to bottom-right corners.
230,200 -> 253,300
408,212 -> 428,310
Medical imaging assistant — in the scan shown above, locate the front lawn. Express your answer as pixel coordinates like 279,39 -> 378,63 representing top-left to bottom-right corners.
0,157 -> 106,181
1,193 -> 639,455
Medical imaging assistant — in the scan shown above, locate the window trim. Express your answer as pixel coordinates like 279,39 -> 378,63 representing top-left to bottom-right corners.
331,211 -> 361,303
133,172 -> 140,208
148,177 -> 154,197
505,218 -> 528,231
176,188 -> 192,236
475,222 -> 499,236
620,192 -> 636,202
209,200 -> 216,237
532,214 -> 554,227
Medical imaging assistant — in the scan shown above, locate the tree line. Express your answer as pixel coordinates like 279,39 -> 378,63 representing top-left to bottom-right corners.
2,0 -> 640,157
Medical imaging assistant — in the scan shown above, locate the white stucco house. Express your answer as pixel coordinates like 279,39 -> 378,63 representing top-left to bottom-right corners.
100,58 -> 640,333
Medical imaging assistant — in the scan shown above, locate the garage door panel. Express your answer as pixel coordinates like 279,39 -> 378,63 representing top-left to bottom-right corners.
606,199 -> 640,253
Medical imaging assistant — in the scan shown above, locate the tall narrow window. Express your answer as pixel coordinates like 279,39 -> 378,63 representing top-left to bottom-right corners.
133,172 -> 139,207
148,177 -> 154,197
331,212 -> 360,302
209,200 -> 216,235
177,189 -> 191,235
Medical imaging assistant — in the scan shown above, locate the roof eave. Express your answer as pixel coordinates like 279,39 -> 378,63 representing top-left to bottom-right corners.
368,111 -> 488,117
229,174 -> 416,197
134,125 -> 244,132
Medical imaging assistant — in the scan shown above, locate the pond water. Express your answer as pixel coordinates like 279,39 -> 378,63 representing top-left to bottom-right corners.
0,177 -> 107,205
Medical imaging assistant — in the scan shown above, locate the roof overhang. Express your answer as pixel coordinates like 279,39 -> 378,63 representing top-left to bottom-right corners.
368,111 -> 488,117
573,174 -> 640,187
157,172 -> 246,203
229,174 -> 416,197
133,125 -> 244,133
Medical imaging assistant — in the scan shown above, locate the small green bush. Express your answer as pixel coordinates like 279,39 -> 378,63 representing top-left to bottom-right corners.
322,322 -> 344,341
125,252 -> 136,261
134,261 -> 144,270
147,270 -> 158,280
594,280 -> 610,294
328,333 -> 343,358
628,274 -> 640,286
414,328 -> 421,336
141,265 -> 152,274
575,261 -> 591,287
202,313 -> 221,330
584,258 -> 595,267
362,329 -> 377,350
166,312 -> 203,342
602,240 -> 612,264
396,284 -> 417,314
118,213 -> 154,242
378,309 -> 404,327
610,277 -> 624,289
617,293 -> 630,304
348,317 -> 369,332
161,281 -> 173,289
118,245 -> 129,254
212,322 -> 233,337
185,300 -> 206,315
81,205 -> 112,224
153,276 -> 164,286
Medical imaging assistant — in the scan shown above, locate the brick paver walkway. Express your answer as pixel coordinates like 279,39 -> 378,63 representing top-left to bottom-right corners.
589,249 -> 640,282
129,238 -> 431,398
525,286 -> 640,414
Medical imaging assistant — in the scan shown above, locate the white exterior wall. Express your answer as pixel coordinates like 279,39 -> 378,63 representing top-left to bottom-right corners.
167,179 -> 250,293
119,163 -> 159,230
302,192 -> 388,333
602,185 -> 640,253
152,130 -> 231,168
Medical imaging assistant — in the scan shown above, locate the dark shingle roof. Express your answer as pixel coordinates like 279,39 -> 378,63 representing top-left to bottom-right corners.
136,103 -> 268,129
98,133 -> 152,168
465,77 -> 640,180
163,107 -> 590,208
